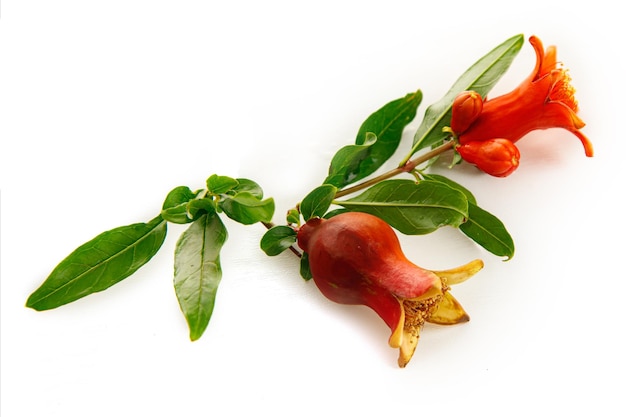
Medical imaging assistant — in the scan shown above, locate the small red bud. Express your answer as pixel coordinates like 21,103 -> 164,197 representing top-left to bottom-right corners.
450,91 -> 483,134
456,138 -> 520,177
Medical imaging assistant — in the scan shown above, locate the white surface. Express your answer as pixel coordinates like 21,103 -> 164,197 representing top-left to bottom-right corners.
1,1 -> 624,416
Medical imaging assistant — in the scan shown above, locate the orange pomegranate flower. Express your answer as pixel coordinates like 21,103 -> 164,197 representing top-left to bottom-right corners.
451,35 -> 593,176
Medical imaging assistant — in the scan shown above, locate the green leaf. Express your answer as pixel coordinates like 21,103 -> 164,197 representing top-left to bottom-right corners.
337,179 -> 468,235
161,186 -> 202,224
207,174 -> 239,195
187,197 -> 217,220
174,212 -> 228,341
323,133 -> 378,188
300,184 -> 337,221
324,91 -> 422,188
232,178 -> 264,199
409,34 -> 524,156
162,186 -> 199,210
286,208 -> 300,225
299,253 -> 313,281
26,216 -> 167,311
260,226 -> 297,256
460,202 -> 515,259
420,174 -> 514,258
219,192 -> 275,225
421,173 -> 477,205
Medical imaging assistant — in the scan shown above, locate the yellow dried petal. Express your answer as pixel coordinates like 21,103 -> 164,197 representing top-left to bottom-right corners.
432,259 -> 484,285
426,292 -> 470,325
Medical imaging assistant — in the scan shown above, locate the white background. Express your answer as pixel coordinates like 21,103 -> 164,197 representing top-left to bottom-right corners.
2,1 -> 625,416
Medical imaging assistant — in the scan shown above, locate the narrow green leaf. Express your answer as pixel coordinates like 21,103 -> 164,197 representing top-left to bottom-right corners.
26,216 -> 167,311
220,192 -> 275,225
174,212 -> 228,341
300,184 -> 337,221
409,34 -> 524,156
460,202 -> 515,259
207,174 -> 239,195
337,179 -> 468,235
324,91 -> 422,188
260,226 -> 297,256
161,186 -> 202,224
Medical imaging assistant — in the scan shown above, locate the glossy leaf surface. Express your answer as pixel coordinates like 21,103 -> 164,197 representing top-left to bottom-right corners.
174,212 -> 228,341
207,174 -> 239,195
410,34 -> 524,155
26,216 -> 167,310
421,173 -> 477,205
161,185 -> 202,224
260,225 -> 297,256
299,253 -> 313,281
422,174 -> 514,258
220,192 -> 275,225
337,179 -> 468,234
232,178 -> 264,199
325,91 -> 422,188
300,184 -> 337,221
460,202 -> 515,259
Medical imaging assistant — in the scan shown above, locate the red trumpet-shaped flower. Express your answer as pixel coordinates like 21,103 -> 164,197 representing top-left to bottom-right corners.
297,212 -> 483,367
451,35 -> 593,176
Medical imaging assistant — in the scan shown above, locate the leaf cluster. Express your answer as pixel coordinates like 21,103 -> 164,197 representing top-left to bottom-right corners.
26,174 -> 274,341
262,34 -> 523,272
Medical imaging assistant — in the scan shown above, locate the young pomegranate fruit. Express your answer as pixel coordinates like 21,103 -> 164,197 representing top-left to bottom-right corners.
297,211 -> 483,367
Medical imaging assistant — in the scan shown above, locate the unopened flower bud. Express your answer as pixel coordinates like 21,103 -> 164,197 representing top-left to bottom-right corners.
456,138 -> 520,177
450,91 -> 483,134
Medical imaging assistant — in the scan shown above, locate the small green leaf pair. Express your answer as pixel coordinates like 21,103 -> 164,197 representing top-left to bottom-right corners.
26,174 -> 275,342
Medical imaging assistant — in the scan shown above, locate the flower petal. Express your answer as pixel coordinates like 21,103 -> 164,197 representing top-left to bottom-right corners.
398,327 -> 420,368
432,259 -> 484,285
426,292 -> 470,325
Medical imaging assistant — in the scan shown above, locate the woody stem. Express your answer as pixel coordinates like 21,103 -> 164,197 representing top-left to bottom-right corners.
334,140 -> 455,199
